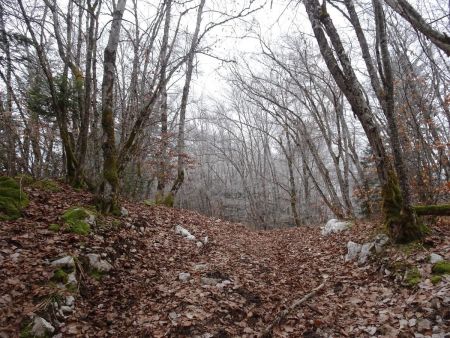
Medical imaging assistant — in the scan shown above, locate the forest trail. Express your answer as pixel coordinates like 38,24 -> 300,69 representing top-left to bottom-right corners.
1,182 -> 449,337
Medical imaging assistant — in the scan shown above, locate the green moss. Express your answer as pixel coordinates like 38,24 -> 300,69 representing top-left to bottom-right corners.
0,176 -> 29,221
52,268 -> 68,283
68,222 -> 90,235
431,275 -> 442,285
66,283 -> 78,292
398,241 -> 424,254
62,207 -> 95,236
48,223 -> 61,232
62,207 -> 92,221
19,322 -> 33,338
15,174 -> 34,186
163,193 -> 174,207
111,219 -> 121,228
144,199 -> 155,206
20,320 -> 51,338
382,172 -> 423,243
111,204 -> 121,216
90,269 -> 103,280
31,179 -> 61,192
405,267 -> 421,287
154,193 -> 174,207
432,260 -> 450,275
414,204 -> 450,216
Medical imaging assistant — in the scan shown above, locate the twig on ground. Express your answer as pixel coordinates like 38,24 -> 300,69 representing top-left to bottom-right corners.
260,276 -> 328,337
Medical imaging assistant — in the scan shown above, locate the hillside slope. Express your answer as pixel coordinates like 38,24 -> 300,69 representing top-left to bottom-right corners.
1,182 -> 449,337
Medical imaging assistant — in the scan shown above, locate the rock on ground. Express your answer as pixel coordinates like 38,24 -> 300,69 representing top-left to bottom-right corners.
345,241 -> 362,262
179,272 -> 191,282
346,234 -> 389,264
321,219 -> 351,236
51,256 -> 75,269
174,224 -> 196,240
31,316 -> 55,336
86,254 -> 113,272
430,253 -> 444,264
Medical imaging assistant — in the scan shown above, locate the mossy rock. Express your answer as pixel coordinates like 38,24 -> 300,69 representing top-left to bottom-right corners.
432,260 -> 450,275
62,207 -> 95,236
405,267 -> 421,287
0,176 -> 29,221
31,179 -> 61,192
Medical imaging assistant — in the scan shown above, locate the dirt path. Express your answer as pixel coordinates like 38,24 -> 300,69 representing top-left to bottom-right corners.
1,184 -> 449,337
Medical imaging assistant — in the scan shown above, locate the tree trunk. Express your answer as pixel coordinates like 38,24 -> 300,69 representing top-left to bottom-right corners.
373,0 -> 421,242
99,0 -> 127,214
156,0 -> 172,203
285,130 -> 301,226
0,3 -> 17,176
171,0 -> 207,197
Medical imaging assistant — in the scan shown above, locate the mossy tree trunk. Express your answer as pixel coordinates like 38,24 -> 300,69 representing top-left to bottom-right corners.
99,0 -> 127,214
373,0 -> 421,242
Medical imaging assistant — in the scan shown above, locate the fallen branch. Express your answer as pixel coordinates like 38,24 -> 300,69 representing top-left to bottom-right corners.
260,277 -> 328,337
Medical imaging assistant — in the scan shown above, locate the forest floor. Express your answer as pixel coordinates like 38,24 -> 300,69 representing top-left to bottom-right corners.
0,182 -> 449,338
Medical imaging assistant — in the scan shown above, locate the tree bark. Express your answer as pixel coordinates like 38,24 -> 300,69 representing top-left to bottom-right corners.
171,0 -> 207,196
99,0 -> 127,214
0,3 -> 17,176
383,0 -> 450,57
156,0 -> 172,203
373,0 -> 421,241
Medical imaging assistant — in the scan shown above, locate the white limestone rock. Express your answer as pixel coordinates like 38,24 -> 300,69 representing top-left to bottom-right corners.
67,271 -> 77,285
345,241 -> 362,262
374,234 -> 390,253
87,254 -> 113,272
174,225 -> 196,241
120,207 -> 129,217
51,256 -> 75,269
193,264 -> 208,271
321,219 -> 351,236
358,242 -> 375,265
179,272 -> 191,282
60,305 -> 73,314
430,253 -> 444,264
65,295 -> 75,307
201,277 -> 220,286
31,316 -> 55,336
